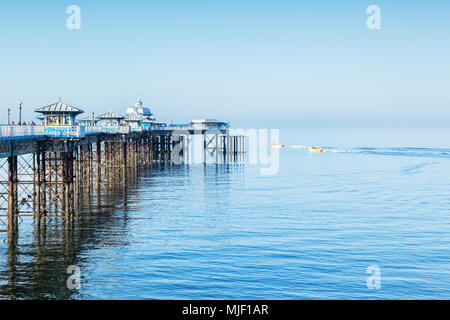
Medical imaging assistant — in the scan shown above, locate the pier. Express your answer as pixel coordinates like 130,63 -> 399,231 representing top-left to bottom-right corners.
0,100 -> 245,236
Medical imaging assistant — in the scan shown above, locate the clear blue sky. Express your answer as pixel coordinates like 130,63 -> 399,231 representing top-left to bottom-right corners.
0,0 -> 449,128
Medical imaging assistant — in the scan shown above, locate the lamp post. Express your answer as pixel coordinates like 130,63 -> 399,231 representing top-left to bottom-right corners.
18,100 -> 23,124
8,108 -> 10,125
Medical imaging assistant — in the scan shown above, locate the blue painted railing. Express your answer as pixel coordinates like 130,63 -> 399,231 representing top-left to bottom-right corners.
0,125 -> 46,140
44,125 -> 85,138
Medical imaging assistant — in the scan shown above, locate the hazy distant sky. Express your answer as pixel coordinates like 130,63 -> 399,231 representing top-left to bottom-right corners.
0,0 -> 449,128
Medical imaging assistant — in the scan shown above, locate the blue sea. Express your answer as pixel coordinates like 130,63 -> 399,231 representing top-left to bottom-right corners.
0,128 -> 449,299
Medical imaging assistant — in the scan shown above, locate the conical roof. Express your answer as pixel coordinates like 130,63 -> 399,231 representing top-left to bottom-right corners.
79,115 -> 98,121
35,100 -> 84,114
98,111 -> 124,119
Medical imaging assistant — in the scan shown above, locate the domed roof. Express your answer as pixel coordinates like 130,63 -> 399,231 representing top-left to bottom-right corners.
98,111 -> 124,119
126,97 -> 153,117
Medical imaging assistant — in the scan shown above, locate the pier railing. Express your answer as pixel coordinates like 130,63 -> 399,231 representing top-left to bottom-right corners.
0,125 -> 46,140
85,126 -> 102,135
0,124 -> 226,140
166,125 -> 192,131
100,126 -> 131,134
0,125 -> 126,139
44,125 -> 85,138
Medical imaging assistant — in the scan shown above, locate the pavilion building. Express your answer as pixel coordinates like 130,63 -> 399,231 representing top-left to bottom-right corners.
97,111 -> 124,127
190,119 -> 229,131
124,98 -> 167,130
35,100 -> 84,126
126,98 -> 155,120
123,114 -> 145,130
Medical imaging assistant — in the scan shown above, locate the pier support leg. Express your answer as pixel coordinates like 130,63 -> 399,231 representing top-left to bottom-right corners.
7,156 -> 18,233
62,150 -> 74,221
122,140 -> 127,185
96,137 -> 102,188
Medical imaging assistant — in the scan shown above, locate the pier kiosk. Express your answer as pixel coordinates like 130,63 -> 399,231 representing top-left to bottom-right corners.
35,100 -> 84,138
35,100 -> 84,126
97,111 -> 125,134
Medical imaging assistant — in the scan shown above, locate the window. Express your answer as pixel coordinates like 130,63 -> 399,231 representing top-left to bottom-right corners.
47,115 -> 58,125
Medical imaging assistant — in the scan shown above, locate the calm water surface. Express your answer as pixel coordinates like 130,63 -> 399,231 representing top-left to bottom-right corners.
0,129 -> 449,299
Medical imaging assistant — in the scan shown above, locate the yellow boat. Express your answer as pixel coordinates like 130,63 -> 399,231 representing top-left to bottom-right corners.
308,147 -> 324,153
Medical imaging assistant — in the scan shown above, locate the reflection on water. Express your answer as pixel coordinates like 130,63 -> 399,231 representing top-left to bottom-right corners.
0,170 -> 138,299
0,163 -> 241,299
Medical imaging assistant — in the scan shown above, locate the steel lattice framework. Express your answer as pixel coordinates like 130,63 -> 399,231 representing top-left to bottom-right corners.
0,131 -> 245,240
